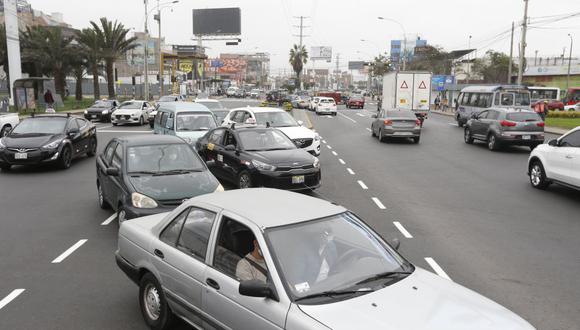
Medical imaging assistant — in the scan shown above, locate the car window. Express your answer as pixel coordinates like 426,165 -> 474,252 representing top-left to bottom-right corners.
68,118 -> 79,131
208,128 -> 226,145
506,112 -> 541,122
111,144 -> 123,169
493,94 -> 500,106
501,93 -> 514,106
213,217 -> 270,282
103,141 -> 116,164
160,112 -> 168,127
223,130 -> 238,147
177,208 -> 216,260
469,93 -> 481,107
155,111 -> 163,125
487,110 -> 500,120
477,111 -> 488,119
160,209 -> 188,246
76,118 -> 87,129
560,131 -> 580,147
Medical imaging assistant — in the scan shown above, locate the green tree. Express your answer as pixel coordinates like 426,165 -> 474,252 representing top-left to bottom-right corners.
472,50 -> 516,83
369,53 -> 392,77
0,25 -> 10,95
76,28 -> 104,100
91,18 -> 137,98
289,44 -> 308,90
407,46 -> 453,75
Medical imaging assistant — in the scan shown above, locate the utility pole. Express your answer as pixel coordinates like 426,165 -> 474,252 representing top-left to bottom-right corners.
508,22 -> 515,84
156,0 -> 163,96
567,34 -> 573,91
466,35 -> 472,84
4,0 -> 22,104
517,0 -> 529,85
144,0 -> 150,100
335,53 -> 340,89
293,16 -> 309,90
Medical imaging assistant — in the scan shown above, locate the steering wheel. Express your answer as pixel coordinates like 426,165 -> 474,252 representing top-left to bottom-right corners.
330,249 -> 362,275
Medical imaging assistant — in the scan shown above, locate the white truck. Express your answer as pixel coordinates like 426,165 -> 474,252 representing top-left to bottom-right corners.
0,113 -> 19,137
381,71 -> 432,126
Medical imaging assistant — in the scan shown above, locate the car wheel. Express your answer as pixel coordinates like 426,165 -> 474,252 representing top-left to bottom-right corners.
464,128 -> 474,144
378,129 -> 385,142
139,116 -> 144,126
0,125 -> 11,137
139,273 -> 175,330
487,133 -> 500,151
97,182 -> 110,209
413,136 -> 420,144
0,163 -> 11,171
529,161 -> 550,190
87,137 -> 97,157
149,121 -> 154,129
58,145 -> 72,169
371,126 -> 376,137
457,116 -> 464,128
238,170 -> 253,189
117,206 -> 127,224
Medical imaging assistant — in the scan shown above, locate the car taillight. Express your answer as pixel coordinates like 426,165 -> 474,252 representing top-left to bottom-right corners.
384,120 -> 393,126
500,120 -> 517,127
537,122 -> 545,127
415,119 -> 421,126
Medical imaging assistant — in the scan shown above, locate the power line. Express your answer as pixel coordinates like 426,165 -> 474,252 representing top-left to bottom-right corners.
292,16 -> 310,48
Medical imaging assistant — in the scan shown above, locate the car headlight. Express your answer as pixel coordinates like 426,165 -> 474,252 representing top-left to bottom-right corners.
42,139 -> 62,150
132,111 -> 141,117
313,157 -> 320,168
102,109 -> 109,115
252,159 -> 276,171
131,192 -> 158,209
214,184 -> 224,192
84,110 -> 88,114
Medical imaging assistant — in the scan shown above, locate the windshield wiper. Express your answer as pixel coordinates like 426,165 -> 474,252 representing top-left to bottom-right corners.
264,147 -> 291,151
294,288 -> 374,302
153,169 -> 203,176
355,271 -> 412,285
128,171 -> 159,176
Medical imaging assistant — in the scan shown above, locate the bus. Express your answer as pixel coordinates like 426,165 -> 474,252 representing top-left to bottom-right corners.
528,86 -> 560,103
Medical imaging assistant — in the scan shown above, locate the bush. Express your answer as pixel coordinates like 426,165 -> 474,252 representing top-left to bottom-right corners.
546,110 -> 580,118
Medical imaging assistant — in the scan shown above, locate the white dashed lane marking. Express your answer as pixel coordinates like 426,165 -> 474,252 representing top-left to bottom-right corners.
393,221 -> 413,238
425,257 -> 452,281
371,197 -> 386,210
347,168 -> 355,175
0,289 -> 25,310
101,213 -> 117,226
338,113 -> 357,123
331,151 -> 338,156
357,180 -> 368,190
51,239 -> 88,264
366,128 -> 372,132
326,145 -> 332,150
338,159 -> 345,165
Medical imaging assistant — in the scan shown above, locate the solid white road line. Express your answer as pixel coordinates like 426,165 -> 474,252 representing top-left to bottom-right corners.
101,213 -> 117,226
322,140 -> 327,144
52,239 -> 88,264
448,123 -> 458,127
357,180 -> 368,190
338,159 -> 346,165
338,112 -> 357,123
356,113 -> 365,117
371,197 -> 386,210
98,130 -> 152,133
393,221 -> 413,238
0,289 -> 25,310
346,168 -> 355,175
331,151 -> 338,156
326,145 -> 332,149
425,257 -> 452,280
365,128 -> 372,132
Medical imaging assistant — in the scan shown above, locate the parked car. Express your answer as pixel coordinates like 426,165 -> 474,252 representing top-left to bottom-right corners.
111,100 -> 154,126
0,115 -> 97,170
194,99 -> 229,124
221,107 -> 321,155
153,102 -> 218,146
371,109 -> 422,143
84,99 -> 119,122
0,112 -> 19,137
464,108 -> 544,151
96,134 -> 222,223
315,97 -> 337,116
196,126 -> 321,190
115,188 -> 535,330
531,99 -> 564,111
226,87 -> 239,98
346,96 -> 365,109
528,126 -> 580,190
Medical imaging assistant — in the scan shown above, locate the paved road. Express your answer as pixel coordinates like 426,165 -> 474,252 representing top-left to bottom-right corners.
0,99 -> 578,330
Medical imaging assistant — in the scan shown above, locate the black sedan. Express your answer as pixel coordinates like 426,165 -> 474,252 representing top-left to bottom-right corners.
196,126 -> 321,190
0,115 -> 97,170
96,134 -> 222,223
84,100 -> 119,122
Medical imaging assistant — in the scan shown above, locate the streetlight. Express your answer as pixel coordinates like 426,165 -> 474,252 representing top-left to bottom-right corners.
377,16 -> 407,70
154,0 -> 179,96
567,34 -> 573,91
467,35 -> 472,84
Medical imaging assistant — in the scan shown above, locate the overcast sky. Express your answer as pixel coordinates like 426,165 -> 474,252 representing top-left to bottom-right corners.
28,0 -> 580,74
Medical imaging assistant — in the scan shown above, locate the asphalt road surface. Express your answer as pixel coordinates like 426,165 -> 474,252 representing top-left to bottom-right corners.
0,98 -> 578,330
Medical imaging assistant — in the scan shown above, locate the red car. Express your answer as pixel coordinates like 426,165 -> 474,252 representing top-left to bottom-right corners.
531,99 -> 564,111
346,96 -> 365,109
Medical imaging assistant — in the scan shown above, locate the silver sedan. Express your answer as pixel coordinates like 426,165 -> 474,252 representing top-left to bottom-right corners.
371,109 -> 422,143
116,188 -> 534,330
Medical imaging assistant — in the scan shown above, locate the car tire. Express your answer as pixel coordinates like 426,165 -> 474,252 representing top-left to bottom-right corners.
238,170 -> 253,189
58,145 -> 72,169
112,122 -> 118,126
149,121 -> 154,129
378,129 -> 385,142
97,182 -> 110,209
0,164 -> 11,171
529,161 -> 550,190
371,126 -> 376,137
139,273 -> 175,330
117,205 -> 127,225
139,116 -> 144,126
464,128 -> 474,144
87,137 -> 97,157
0,125 -> 11,137
413,136 -> 420,144
487,133 -> 500,151
457,116 -> 464,128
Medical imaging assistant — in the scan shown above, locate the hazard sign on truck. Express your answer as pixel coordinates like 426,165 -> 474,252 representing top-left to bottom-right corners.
381,71 -> 432,125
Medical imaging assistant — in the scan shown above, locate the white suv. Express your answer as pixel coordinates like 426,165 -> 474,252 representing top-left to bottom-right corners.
315,97 -> 337,116
222,107 -> 321,155
528,126 -> 580,190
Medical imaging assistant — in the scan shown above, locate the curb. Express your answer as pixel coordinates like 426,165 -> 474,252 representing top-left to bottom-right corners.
290,108 -> 314,129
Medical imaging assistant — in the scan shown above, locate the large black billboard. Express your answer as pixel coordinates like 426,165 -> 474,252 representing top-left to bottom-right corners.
192,8 -> 241,36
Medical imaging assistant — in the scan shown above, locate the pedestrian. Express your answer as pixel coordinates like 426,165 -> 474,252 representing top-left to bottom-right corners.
44,89 -> 54,109
434,95 -> 440,110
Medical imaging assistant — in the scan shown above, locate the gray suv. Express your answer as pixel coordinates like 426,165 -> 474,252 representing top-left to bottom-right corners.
464,108 -> 544,151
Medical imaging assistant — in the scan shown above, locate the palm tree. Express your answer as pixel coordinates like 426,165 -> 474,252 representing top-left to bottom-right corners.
289,44 -> 308,90
91,18 -> 137,98
76,28 -> 103,100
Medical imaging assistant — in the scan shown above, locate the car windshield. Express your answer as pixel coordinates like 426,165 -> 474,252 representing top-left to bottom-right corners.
197,101 -> 223,110
501,92 -> 530,106
265,212 -> 411,303
175,112 -> 217,131
127,144 -> 204,173
386,110 -> 416,118
159,96 -> 177,102
12,117 -> 67,135
506,112 -> 541,122
238,129 -> 296,151
92,101 -> 113,108
119,101 -> 142,109
255,112 -> 298,127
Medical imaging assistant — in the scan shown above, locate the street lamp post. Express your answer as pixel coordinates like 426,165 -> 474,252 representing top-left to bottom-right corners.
567,34 -> 573,91
144,0 -> 149,101
152,1 -> 179,97
377,17 -> 407,71
467,35 -> 472,84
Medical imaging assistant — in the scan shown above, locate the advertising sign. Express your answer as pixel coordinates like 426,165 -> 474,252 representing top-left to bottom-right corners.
192,8 -> 241,36
311,46 -> 332,60
348,61 -> 365,70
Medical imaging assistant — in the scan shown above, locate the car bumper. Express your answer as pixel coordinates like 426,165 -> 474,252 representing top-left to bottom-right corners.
382,127 -> 421,138
115,251 -> 140,285
123,204 -> 175,220
498,132 -> 544,145
316,108 -> 337,114
111,116 -> 141,124
253,169 -> 321,191
348,103 -> 364,107
85,112 -> 110,121
0,149 -> 60,166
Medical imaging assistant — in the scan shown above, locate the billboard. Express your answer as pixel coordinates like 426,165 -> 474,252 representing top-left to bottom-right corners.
218,55 -> 247,74
311,46 -> 332,60
348,61 -> 365,70
192,8 -> 241,36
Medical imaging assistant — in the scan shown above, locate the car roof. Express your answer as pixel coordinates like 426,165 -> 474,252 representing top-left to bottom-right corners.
196,99 -> 219,103
231,107 -> 284,114
460,85 -> 528,93
191,188 -> 346,229
116,134 -> 186,146
158,102 -> 213,113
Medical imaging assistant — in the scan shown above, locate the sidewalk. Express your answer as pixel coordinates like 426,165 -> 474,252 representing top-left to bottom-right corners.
431,110 -> 569,135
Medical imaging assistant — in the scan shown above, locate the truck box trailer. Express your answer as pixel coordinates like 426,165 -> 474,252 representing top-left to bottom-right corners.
382,71 -> 432,125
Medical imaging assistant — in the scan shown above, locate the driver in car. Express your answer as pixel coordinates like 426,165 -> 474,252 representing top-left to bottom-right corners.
236,239 -> 268,283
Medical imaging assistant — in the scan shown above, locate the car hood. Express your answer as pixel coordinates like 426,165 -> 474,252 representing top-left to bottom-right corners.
250,148 -> 315,166
128,171 -> 218,201
175,131 -> 208,144
86,106 -> 112,113
113,109 -> 141,115
275,126 -> 316,140
3,134 -> 61,148
299,268 -> 534,330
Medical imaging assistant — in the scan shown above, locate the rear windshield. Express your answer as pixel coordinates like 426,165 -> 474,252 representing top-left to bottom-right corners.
386,110 -> 416,118
320,99 -> 335,104
506,112 -> 541,122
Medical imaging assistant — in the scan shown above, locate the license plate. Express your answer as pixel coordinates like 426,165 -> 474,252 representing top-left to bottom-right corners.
292,175 -> 305,184
15,152 -> 27,159
394,131 -> 412,136
91,115 -> 97,119
522,135 -> 531,140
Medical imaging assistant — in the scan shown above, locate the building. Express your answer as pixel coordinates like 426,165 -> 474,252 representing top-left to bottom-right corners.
522,58 -> 580,92
390,36 -> 427,67
211,53 -> 270,87
0,0 -> 70,29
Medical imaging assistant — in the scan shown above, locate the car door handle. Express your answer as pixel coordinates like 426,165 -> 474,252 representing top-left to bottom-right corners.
154,249 -> 165,259
206,278 -> 220,290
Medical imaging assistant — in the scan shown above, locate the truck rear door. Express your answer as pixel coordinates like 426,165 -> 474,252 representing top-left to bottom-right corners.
395,73 -> 414,110
412,73 -> 431,112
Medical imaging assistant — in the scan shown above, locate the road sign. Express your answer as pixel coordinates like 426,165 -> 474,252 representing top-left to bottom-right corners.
400,81 -> 409,89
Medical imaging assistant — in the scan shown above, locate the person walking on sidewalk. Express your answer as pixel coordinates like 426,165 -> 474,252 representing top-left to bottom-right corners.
44,89 -> 55,110
434,95 -> 441,110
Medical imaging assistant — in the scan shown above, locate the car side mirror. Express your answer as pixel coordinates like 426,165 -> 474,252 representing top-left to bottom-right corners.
388,237 -> 401,250
68,128 -> 79,136
548,139 -> 559,147
371,114 -> 378,118
239,280 -> 278,301
297,120 -> 304,126
106,167 -> 120,176
471,113 -> 478,119
225,144 -> 236,152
